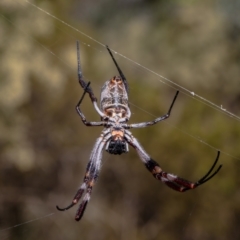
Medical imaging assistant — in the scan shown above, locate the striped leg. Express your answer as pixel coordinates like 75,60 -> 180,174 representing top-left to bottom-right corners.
76,81 -> 106,127
56,132 -> 110,221
125,133 -> 222,192
76,41 -> 105,118
74,137 -> 107,221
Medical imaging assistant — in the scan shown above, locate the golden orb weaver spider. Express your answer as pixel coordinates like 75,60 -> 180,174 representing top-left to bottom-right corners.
56,42 -> 222,221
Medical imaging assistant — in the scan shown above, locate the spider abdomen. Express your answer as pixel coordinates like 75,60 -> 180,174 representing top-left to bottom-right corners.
101,77 -> 129,110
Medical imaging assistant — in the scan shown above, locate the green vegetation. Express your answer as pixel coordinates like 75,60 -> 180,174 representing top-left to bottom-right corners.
0,0 -> 240,239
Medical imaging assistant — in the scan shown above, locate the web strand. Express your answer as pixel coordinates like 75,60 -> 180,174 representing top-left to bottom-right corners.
24,0 -> 240,123
130,102 -> 240,161
0,213 -> 55,233
0,0 -> 239,235
0,0 -> 237,162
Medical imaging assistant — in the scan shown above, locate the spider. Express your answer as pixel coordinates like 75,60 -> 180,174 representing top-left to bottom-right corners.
56,41 -> 222,221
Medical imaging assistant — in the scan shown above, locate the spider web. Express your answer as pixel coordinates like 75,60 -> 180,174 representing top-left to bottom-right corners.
12,0 -> 240,161
1,1 -> 240,240
23,0 -> 240,125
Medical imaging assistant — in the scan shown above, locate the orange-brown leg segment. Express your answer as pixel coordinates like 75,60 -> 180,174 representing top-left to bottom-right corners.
147,152 -> 222,192
125,133 -> 222,192
56,135 -> 109,221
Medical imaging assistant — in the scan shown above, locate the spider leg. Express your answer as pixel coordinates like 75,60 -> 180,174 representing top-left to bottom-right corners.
195,151 -> 222,184
125,132 -> 222,192
161,152 -> 222,191
76,41 -> 105,118
74,168 -> 97,221
76,81 -> 107,127
56,131 -> 110,221
56,136 -> 103,211
56,160 -> 93,211
126,91 -> 179,129
75,134 -> 109,221
106,45 -> 129,94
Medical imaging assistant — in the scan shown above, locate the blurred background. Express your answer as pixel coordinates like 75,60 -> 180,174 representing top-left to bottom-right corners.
0,0 -> 240,239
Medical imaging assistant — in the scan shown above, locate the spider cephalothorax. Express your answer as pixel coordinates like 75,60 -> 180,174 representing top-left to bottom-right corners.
56,42 -> 222,221
106,127 -> 128,155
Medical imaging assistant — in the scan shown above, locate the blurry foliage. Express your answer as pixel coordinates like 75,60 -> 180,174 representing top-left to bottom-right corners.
0,0 -> 240,240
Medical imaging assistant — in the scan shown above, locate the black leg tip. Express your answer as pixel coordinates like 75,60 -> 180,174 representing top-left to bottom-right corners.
56,205 -> 65,211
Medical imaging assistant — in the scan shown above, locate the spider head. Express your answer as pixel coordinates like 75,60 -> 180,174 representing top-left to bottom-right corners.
105,129 -> 128,155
